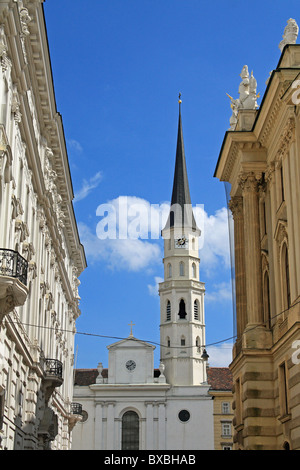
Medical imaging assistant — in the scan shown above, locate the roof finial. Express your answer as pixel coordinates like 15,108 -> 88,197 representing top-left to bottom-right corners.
128,321 -> 135,337
178,92 -> 182,104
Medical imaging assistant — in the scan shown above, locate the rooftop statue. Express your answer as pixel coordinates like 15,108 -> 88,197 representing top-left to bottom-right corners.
227,66 -> 259,130
279,18 -> 299,52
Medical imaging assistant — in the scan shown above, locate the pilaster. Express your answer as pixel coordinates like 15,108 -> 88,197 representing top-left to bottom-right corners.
238,172 -> 272,348
229,196 -> 246,340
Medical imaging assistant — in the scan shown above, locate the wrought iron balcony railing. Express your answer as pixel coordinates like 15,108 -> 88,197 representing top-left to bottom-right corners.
71,402 -> 83,415
0,248 -> 28,286
44,358 -> 63,380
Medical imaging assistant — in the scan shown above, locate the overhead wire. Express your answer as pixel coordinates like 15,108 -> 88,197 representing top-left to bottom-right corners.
5,298 -> 300,352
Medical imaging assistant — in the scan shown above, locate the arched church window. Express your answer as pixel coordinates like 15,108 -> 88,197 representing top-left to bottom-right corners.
179,261 -> 184,276
194,300 -> 199,320
166,300 -> 171,321
192,262 -> 196,278
168,263 -> 172,278
196,337 -> 201,353
121,411 -> 139,450
281,243 -> 291,310
178,299 -> 187,319
167,337 -> 170,348
181,336 -> 186,346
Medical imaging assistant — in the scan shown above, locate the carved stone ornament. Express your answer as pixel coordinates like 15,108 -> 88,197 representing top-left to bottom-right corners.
274,219 -> 288,249
19,6 -> 31,36
0,288 -> 15,318
96,362 -> 104,383
28,260 -> 37,280
45,291 -> 53,311
0,25 -> 11,71
22,241 -> 35,261
279,18 -> 299,52
265,162 -> 275,184
238,171 -> 262,194
227,66 -> 259,130
14,219 -> 29,244
11,85 -> 22,122
276,117 -> 295,160
261,250 -> 269,272
11,195 -> 24,219
228,196 -> 243,220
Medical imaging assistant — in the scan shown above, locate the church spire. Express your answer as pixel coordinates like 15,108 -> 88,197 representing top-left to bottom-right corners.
163,94 -> 198,233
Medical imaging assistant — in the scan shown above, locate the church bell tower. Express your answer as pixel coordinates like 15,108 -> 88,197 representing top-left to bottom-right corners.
159,96 -> 207,386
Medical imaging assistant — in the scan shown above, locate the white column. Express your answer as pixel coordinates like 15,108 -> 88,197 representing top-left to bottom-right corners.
94,401 -> 103,450
106,402 -> 116,450
157,402 -> 166,450
145,402 -> 154,449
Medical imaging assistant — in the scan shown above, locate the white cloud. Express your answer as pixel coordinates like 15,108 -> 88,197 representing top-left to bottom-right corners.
206,343 -> 233,367
205,281 -> 233,303
195,206 -> 231,277
148,276 -> 164,297
74,171 -> 103,203
78,195 -> 232,278
67,139 -> 83,153
96,196 -> 170,240
78,221 -> 162,272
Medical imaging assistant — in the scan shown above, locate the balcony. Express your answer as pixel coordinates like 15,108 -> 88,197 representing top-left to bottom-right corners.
71,402 -> 83,416
0,248 -> 28,320
44,358 -> 63,382
43,359 -> 63,402
69,402 -> 83,431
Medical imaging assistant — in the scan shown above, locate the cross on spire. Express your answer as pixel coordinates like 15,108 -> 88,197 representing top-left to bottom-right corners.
128,321 -> 135,337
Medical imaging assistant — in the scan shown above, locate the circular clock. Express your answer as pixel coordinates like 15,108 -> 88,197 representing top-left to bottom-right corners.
175,237 -> 188,248
126,360 -> 136,371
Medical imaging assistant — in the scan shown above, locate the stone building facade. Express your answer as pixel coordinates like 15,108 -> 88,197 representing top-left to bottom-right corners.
207,367 -> 233,450
215,19 -> 300,450
0,0 -> 86,449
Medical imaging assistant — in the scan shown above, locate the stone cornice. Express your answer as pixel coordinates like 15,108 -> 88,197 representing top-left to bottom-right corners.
215,48 -> 300,186
276,116 -> 296,160
0,1 -> 86,274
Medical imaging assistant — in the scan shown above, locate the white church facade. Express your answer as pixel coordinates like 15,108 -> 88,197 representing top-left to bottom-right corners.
71,100 -> 215,450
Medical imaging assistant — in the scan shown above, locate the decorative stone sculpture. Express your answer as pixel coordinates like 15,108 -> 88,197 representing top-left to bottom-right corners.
227,66 -> 259,130
96,362 -> 104,383
158,362 -> 166,383
279,18 -> 299,52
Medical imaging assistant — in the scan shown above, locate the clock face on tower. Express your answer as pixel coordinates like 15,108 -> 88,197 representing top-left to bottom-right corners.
175,236 -> 188,248
125,360 -> 136,371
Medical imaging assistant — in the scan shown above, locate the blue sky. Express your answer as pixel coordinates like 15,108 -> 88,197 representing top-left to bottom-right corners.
43,1 -> 299,369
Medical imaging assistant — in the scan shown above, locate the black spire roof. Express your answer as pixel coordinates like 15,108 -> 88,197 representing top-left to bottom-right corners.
163,98 -> 198,232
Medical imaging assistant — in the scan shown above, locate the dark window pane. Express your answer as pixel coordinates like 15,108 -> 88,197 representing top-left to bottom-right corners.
121,411 -> 139,450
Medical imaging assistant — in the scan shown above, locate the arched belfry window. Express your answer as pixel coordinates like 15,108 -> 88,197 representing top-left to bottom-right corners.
192,263 -> 197,278
178,299 -> 187,319
166,300 -> 171,321
179,261 -> 184,276
121,411 -> 139,450
194,300 -> 199,320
